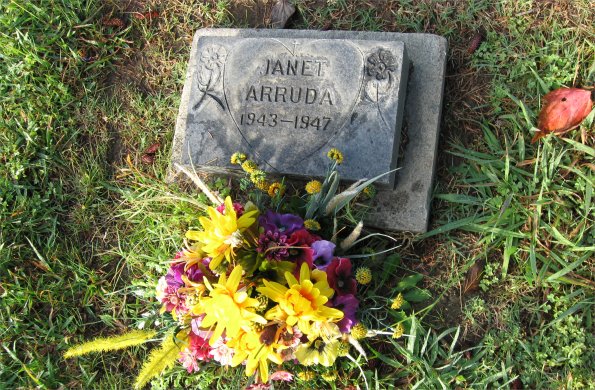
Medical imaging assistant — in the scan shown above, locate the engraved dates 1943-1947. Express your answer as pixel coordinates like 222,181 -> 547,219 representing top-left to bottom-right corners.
239,112 -> 331,131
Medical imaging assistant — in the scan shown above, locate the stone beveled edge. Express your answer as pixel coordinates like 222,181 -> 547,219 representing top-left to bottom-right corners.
171,28 -> 448,233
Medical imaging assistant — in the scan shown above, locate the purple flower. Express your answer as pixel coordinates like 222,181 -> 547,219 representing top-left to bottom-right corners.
257,229 -> 290,260
311,240 -> 336,270
165,258 -> 211,287
186,258 -> 212,282
333,294 -> 359,333
259,210 -> 304,235
165,262 -> 186,288
326,258 -> 357,296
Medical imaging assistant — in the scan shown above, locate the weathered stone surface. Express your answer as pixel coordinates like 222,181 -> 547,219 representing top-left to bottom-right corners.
172,29 -> 447,233
174,34 -> 408,186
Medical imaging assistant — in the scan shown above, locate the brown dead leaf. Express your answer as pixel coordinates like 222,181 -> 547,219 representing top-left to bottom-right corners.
141,154 -> 155,165
102,17 -> 126,27
271,0 -> 295,29
143,142 -> 160,155
133,11 -> 160,20
463,261 -> 483,295
31,261 -> 49,272
532,87 -> 593,143
467,31 -> 484,54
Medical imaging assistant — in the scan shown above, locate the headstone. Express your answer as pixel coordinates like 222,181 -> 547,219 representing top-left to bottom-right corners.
175,35 -> 408,187
172,29 -> 447,233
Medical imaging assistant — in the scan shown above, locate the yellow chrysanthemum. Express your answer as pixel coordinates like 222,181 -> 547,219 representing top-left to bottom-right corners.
241,160 -> 258,173
391,293 -> 405,310
250,169 -> 266,181
197,265 -> 266,345
231,152 -> 247,165
297,371 -> 315,381
327,148 -> 344,164
229,329 -> 283,383
267,182 -> 285,197
304,219 -> 321,231
295,336 -> 340,366
355,267 -> 372,285
186,197 -> 258,270
392,323 -> 405,339
258,263 -> 343,336
255,179 -> 269,192
321,370 -> 338,381
305,180 -> 322,194
350,323 -> 368,340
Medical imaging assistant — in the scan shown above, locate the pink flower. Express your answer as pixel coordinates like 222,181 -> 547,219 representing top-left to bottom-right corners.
179,349 -> 201,373
190,315 -> 205,334
269,370 -> 293,382
280,347 -> 296,362
209,337 -> 234,366
156,276 -> 188,314
278,326 -> 302,348
178,330 -> 212,373
245,385 -> 271,390
187,330 -> 212,361
216,201 -> 244,216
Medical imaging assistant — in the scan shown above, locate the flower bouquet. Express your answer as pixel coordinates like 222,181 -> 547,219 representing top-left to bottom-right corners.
65,149 -> 426,389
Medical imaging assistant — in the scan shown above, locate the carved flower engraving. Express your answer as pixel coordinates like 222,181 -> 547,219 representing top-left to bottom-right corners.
366,49 -> 397,80
200,45 -> 227,71
194,45 -> 227,112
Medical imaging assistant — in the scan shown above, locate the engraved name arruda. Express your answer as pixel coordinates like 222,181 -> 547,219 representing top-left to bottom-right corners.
244,56 -> 335,106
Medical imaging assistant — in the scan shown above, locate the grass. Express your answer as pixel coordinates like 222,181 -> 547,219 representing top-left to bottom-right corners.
1,0 -> 594,388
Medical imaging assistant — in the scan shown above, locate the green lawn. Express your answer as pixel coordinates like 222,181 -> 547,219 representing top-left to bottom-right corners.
1,0 -> 593,388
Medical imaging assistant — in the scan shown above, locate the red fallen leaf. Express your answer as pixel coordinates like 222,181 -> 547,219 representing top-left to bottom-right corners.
133,11 -> 160,20
532,87 -> 594,143
143,142 -> 160,155
511,378 -> 523,389
141,154 -> 155,165
467,31 -> 484,54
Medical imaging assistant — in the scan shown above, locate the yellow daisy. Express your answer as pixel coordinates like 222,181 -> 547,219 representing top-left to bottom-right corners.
198,265 -> 266,345
258,263 -> 343,336
186,197 -> 258,270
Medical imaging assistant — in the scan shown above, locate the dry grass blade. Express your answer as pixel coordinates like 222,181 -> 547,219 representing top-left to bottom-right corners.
174,163 -> 223,206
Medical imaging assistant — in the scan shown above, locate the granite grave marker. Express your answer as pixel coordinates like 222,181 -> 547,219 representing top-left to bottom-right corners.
172,29 -> 447,233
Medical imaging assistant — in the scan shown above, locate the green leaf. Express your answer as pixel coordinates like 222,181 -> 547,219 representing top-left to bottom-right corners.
396,274 -> 423,291
403,287 -> 432,302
